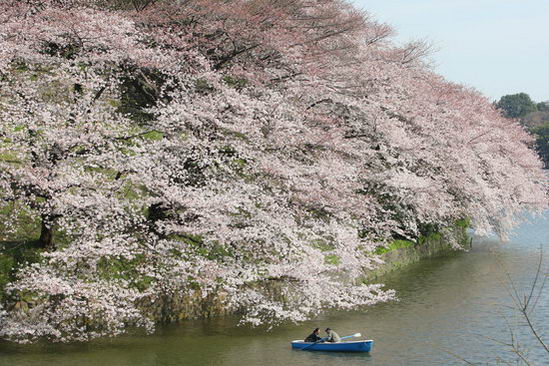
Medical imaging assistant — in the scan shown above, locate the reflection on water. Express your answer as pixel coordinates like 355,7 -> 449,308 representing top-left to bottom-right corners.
1,210 -> 548,365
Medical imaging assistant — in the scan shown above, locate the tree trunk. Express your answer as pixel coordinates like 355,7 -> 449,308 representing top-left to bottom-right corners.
38,219 -> 54,250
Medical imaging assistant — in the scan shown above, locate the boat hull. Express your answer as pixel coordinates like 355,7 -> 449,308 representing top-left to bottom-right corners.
291,340 -> 373,352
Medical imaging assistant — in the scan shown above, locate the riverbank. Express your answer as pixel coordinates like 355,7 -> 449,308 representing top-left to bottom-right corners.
141,222 -> 472,322
0,222 -> 472,330
363,222 -> 471,282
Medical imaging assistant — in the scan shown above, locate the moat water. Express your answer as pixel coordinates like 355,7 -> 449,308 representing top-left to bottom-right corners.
1,210 -> 548,365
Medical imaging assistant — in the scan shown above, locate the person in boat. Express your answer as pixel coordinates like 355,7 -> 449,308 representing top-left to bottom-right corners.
325,328 -> 341,343
304,328 -> 322,342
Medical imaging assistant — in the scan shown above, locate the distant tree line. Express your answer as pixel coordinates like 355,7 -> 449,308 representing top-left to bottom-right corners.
496,93 -> 549,168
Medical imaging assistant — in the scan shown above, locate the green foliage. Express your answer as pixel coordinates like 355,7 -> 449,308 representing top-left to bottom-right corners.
455,218 -> 471,229
13,61 -> 29,73
418,222 -> 440,237
119,182 -> 146,200
201,242 -> 233,261
94,0 -> 151,10
537,102 -> 549,112
0,153 -> 21,165
85,166 -> 120,180
97,255 -> 154,291
532,123 -> 549,167
231,158 -> 247,168
0,141 -> 22,165
222,128 -> 249,141
311,238 -> 335,252
168,233 -> 203,246
0,202 -> 73,251
417,232 -> 441,246
169,234 -> 234,261
8,245 -> 44,267
195,79 -> 214,94
222,75 -> 248,90
141,130 -> 164,141
0,243 -> 44,301
496,93 -> 538,119
0,203 -> 41,243
497,93 -> 549,167
324,254 -> 340,265
0,254 -> 15,300
374,239 -> 414,255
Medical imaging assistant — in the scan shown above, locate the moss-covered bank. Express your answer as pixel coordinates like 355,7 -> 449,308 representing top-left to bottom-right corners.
362,222 -> 471,282
136,222 -> 472,322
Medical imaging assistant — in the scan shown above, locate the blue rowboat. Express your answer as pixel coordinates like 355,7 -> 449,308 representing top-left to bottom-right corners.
291,339 -> 374,352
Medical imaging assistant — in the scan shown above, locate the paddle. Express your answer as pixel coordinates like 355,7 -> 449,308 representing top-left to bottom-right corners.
301,336 -> 328,351
340,332 -> 362,340
301,332 -> 362,350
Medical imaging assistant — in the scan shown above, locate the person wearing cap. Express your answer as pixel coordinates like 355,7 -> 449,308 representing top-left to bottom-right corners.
325,328 -> 341,343
304,327 -> 322,342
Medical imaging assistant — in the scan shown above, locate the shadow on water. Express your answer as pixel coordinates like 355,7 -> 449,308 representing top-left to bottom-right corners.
290,349 -> 374,362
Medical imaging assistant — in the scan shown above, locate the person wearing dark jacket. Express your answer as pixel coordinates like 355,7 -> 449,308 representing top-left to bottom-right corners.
304,328 -> 322,342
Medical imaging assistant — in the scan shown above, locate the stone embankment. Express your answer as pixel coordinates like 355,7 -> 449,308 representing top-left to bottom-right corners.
151,223 -> 471,321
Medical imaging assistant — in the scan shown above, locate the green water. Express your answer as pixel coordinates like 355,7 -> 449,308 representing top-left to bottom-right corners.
1,211 -> 548,365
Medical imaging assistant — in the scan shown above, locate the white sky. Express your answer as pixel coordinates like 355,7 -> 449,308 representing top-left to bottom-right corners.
351,0 -> 549,102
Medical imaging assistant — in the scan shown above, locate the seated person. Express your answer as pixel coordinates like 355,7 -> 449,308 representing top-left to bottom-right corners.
304,327 -> 322,342
325,328 -> 341,343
